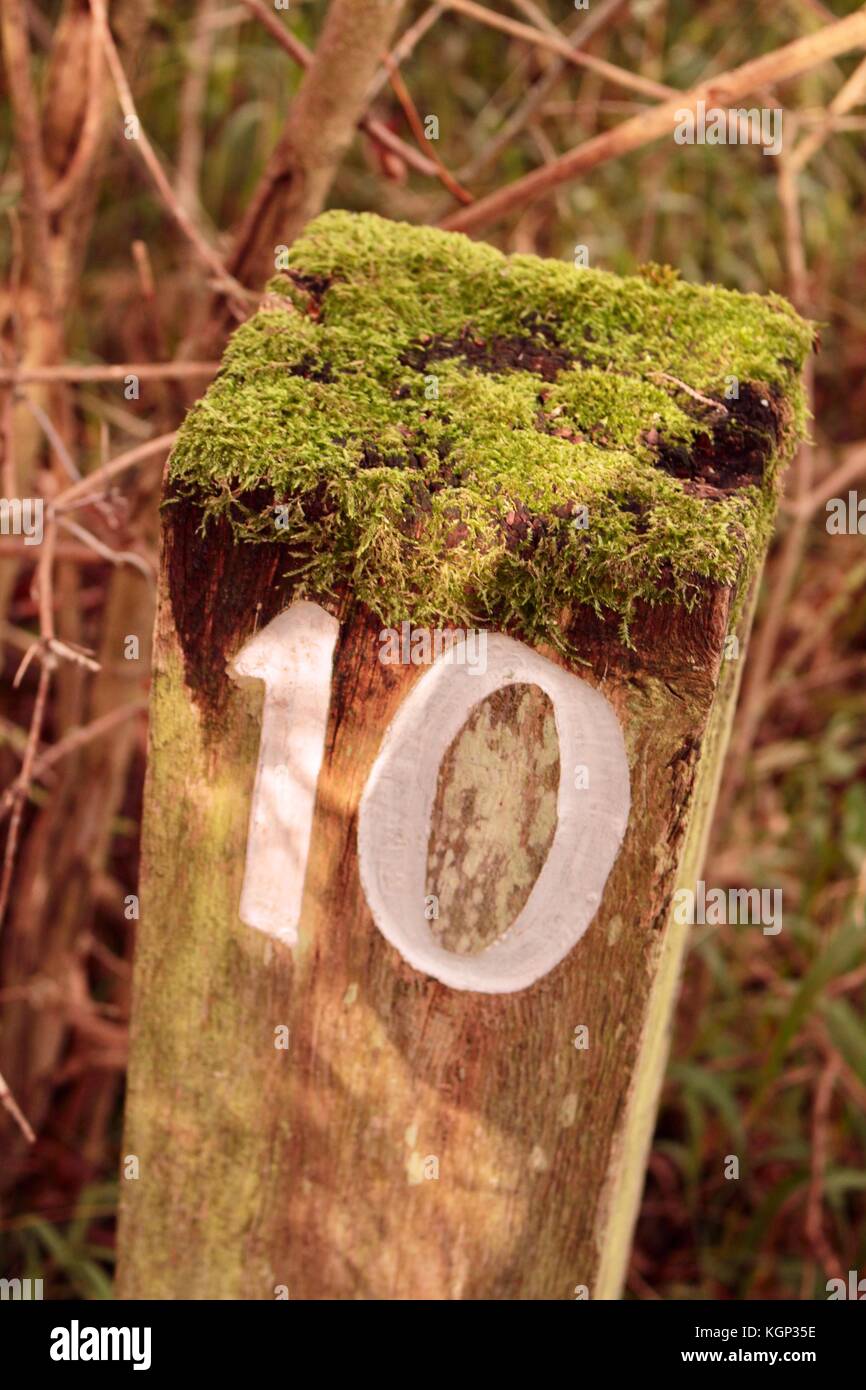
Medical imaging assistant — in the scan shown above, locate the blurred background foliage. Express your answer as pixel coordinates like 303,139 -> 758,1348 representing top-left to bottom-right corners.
1,0 -> 864,1299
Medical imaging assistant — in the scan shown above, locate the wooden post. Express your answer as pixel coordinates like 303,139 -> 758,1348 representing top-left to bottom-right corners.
116,212 -> 812,1299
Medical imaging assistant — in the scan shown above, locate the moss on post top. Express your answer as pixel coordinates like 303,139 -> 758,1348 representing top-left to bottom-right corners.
168,210 -> 814,641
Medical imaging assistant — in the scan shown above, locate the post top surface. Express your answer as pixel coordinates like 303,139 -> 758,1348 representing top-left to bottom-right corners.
168,211 -> 813,641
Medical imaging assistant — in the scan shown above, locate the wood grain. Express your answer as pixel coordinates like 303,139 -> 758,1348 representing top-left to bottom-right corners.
117,500 -> 748,1299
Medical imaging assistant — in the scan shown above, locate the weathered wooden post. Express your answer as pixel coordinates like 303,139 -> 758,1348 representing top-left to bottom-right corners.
117,212 -> 812,1299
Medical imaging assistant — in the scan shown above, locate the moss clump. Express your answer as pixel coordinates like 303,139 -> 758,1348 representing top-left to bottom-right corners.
168,210 -> 814,645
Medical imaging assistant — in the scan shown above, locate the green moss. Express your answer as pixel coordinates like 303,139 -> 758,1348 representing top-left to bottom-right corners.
168,210 -> 814,645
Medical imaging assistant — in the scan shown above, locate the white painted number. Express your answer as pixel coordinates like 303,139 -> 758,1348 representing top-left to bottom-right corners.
234,605 -> 630,992
358,633 -> 629,992
230,602 -> 338,946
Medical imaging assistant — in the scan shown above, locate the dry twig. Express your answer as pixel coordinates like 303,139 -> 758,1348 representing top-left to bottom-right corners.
238,0 -> 440,184
0,1068 -> 35,1144
383,56 -> 473,203
53,432 -> 177,513
441,0 -> 672,102
0,363 -> 220,385
442,9 -> 866,233
88,0 -> 248,309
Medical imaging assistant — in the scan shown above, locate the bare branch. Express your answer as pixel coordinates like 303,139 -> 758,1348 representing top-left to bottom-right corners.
57,516 -> 156,584
238,0 -> 441,184
384,56 -> 473,203
227,0 -> 409,289
442,8 -> 866,234
791,51 -> 866,169
458,0 -> 628,182
0,0 -> 55,307
441,0 -> 672,102
44,9 -> 106,214
785,443 -> 866,519
53,432 -> 177,513
0,702 -> 148,826
648,372 -> 729,414
0,657 -> 51,930
0,1069 -> 35,1144
366,4 -> 444,100
0,363 -> 220,385
175,0 -> 218,220
88,0 -> 248,307
17,396 -> 80,481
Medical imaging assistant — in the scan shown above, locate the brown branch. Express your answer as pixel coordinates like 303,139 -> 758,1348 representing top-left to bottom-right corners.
458,0 -> 628,182
0,363 -> 220,385
361,117 -> 440,178
366,3 -> 444,100
57,516 -> 156,583
238,0 -> 439,180
715,137 -> 817,822
0,701 -> 148,826
17,394 -> 80,481
0,1068 -> 35,1144
238,0 -> 311,66
227,0 -> 409,290
506,0 -> 562,39
44,8 -> 106,214
0,541 -> 119,563
88,0 -> 248,307
175,0 -> 218,219
383,57 -> 473,203
0,0 -> 55,309
52,431 -> 177,513
0,653 -> 52,931
786,442 -> 866,518
442,8 -> 866,234
464,17 -> 778,199
441,0 -> 672,102
1,366 -> 17,498
791,50 -> 866,170
777,144 -> 810,310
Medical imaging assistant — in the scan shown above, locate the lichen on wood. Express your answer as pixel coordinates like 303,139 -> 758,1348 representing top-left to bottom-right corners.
426,682 -> 559,955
